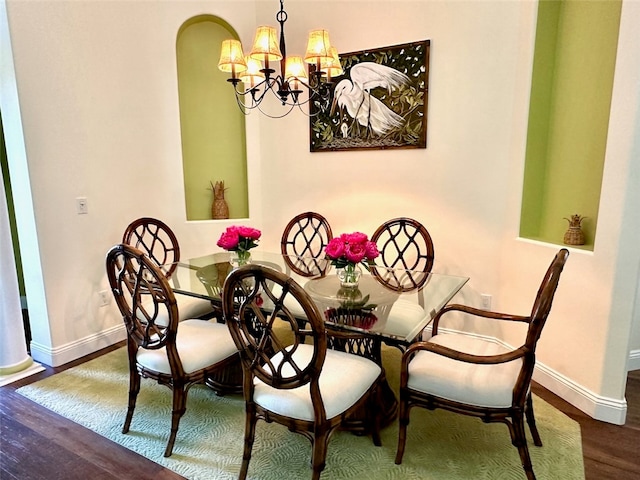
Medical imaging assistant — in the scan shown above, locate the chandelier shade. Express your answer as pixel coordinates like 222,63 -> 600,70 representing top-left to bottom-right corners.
250,26 -> 282,63
218,40 -> 247,74
217,0 -> 341,118
284,56 -> 308,91
239,57 -> 266,88
321,46 -> 344,80
304,29 -> 332,65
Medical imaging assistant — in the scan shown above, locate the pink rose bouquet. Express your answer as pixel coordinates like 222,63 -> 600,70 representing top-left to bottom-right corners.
217,225 -> 261,253
324,232 -> 379,270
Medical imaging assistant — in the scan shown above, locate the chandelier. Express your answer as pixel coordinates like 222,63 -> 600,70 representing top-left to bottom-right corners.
217,0 -> 343,118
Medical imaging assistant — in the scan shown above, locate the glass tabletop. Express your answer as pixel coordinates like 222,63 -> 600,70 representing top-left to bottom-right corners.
303,269 -> 469,343
167,251 -> 469,344
167,251 -> 330,299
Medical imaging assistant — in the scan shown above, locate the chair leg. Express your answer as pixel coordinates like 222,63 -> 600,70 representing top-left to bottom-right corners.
511,413 -> 537,480
394,394 -> 409,464
164,385 -> 187,457
122,367 -> 140,434
525,392 -> 542,446
239,407 -> 257,480
311,431 -> 329,480
368,383 -> 382,447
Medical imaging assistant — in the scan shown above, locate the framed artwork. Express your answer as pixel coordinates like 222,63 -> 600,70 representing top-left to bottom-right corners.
310,39 -> 430,152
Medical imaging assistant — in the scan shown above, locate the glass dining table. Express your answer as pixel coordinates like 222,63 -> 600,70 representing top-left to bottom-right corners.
167,250 -> 469,348
165,250 -> 469,428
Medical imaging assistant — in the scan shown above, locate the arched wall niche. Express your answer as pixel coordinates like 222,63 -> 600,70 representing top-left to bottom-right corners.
176,15 -> 248,221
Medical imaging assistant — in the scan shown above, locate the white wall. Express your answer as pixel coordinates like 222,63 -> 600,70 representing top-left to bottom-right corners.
2,0 -> 638,424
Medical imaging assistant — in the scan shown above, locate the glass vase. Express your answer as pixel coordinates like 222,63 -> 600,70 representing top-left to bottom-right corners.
337,263 -> 362,288
231,250 -> 251,268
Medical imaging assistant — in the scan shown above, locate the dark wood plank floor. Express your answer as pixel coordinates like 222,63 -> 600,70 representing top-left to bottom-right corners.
1,342 -> 639,480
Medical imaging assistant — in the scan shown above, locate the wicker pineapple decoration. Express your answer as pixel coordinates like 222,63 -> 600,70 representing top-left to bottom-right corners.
210,180 -> 229,220
563,214 -> 586,245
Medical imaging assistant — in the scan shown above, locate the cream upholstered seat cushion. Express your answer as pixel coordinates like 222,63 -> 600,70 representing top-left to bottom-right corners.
136,320 -> 237,375
254,344 -> 381,421
407,333 -> 523,408
382,301 -> 428,338
140,295 -> 213,326
174,294 -> 214,320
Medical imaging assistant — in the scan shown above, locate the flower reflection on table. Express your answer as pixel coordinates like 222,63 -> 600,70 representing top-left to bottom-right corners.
324,285 -> 380,330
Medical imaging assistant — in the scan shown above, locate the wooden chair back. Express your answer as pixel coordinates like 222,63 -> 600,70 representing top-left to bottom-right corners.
222,264 -> 327,393
525,248 -> 570,359
122,217 -> 180,279
280,212 -> 333,277
371,217 -> 434,291
106,243 -> 179,354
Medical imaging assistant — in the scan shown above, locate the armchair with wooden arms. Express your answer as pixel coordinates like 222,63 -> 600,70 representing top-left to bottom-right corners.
394,248 -> 569,480
222,264 -> 382,480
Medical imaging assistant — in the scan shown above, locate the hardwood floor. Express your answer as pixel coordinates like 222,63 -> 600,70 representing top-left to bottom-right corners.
1,342 -> 639,480
532,369 -> 640,480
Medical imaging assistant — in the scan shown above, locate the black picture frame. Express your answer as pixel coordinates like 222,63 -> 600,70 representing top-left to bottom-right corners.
310,39 -> 430,152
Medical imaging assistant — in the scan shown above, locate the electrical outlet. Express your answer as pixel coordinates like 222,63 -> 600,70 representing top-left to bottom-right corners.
480,293 -> 492,310
76,197 -> 88,214
99,290 -> 111,307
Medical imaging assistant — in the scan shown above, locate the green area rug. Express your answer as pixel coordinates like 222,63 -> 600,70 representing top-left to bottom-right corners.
17,346 -> 584,480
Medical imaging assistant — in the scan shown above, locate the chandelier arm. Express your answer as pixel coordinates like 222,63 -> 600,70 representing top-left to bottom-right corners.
234,91 -> 252,116
257,101 -> 297,119
233,83 -> 323,119
233,76 -> 282,105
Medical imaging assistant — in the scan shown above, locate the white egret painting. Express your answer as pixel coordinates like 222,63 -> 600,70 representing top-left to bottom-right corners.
310,40 -> 429,152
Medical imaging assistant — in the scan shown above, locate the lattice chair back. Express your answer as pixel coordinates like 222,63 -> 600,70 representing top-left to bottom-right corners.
122,217 -> 180,279
223,264 -> 327,393
280,212 -> 333,277
106,243 -> 179,351
371,217 -> 434,292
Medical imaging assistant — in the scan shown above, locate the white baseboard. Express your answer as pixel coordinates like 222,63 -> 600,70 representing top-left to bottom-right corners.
30,324 -> 126,367
533,361 -> 627,425
628,349 -> 640,371
434,326 -> 628,425
0,361 -> 45,387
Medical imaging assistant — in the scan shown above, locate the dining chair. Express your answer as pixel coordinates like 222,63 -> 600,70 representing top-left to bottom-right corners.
280,211 -> 333,277
394,248 -> 569,480
122,217 -> 214,320
105,244 -> 239,457
222,264 -> 383,480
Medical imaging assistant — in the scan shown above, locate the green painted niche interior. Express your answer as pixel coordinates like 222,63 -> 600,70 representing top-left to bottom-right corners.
1,114 -> 25,296
520,0 -> 622,250
177,16 -> 248,221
